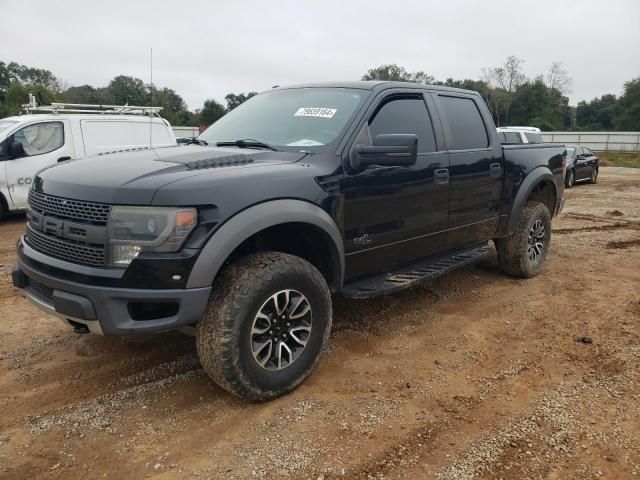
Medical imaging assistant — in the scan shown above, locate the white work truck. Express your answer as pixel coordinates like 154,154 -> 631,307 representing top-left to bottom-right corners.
0,96 -> 176,217
496,126 -> 544,144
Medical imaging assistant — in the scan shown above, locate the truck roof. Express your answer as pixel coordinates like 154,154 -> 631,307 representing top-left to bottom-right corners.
271,81 -> 478,96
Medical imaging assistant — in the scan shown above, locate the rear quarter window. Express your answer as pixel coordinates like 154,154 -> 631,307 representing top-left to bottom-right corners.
439,96 -> 488,150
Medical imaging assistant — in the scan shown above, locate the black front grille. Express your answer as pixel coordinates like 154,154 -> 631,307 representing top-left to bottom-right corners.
28,190 -> 111,225
27,279 -> 54,302
25,227 -> 105,267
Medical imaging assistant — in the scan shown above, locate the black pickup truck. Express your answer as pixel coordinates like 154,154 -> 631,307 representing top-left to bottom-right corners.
12,81 -> 566,400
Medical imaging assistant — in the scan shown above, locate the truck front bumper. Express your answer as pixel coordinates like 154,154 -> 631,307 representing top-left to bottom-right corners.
13,238 -> 211,335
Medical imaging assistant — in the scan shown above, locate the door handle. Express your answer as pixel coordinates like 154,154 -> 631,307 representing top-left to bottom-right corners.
434,168 -> 449,185
490,163 -> 502,179
57,156 -> 71,163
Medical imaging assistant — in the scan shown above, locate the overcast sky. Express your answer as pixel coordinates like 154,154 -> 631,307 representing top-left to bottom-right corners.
2,0 -> 639,111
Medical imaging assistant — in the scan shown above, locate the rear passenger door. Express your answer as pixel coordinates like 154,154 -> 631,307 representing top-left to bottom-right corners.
341,92 -> 450,281
433,93 -> 503,249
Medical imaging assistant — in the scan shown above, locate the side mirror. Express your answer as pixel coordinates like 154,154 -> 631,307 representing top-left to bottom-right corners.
351,134 -> 418,170
10,141 -> 26,159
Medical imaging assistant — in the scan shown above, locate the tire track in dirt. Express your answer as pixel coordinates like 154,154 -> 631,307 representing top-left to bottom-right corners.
553,222 -> 640,235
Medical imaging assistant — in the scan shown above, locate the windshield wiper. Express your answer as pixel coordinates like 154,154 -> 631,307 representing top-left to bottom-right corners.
182,137 -> 208,146
216,139 -> 279,151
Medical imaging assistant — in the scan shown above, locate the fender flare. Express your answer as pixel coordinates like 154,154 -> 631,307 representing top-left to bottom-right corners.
507,167 -> 558,234
186,199 -> 344,289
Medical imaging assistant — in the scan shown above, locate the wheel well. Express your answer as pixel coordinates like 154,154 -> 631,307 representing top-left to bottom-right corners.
0,192 -> 8,217
527,180 -> 556,215
222,222 -> 341,291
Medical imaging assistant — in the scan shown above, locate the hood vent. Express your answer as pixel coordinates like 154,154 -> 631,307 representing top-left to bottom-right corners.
186,155 -> 255,170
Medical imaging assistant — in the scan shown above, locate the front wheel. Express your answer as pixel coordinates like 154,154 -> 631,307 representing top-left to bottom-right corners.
494,201 -> 552,278
196,252 -> 332,401
589,168 -> 598,184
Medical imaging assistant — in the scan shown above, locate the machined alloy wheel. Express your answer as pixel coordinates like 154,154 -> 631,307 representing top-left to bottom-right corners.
494,201 -> 552,278
196,252 -> 332,401
251,289 -> 312,370
527,219 -> 546,262
590,169 -> 598,184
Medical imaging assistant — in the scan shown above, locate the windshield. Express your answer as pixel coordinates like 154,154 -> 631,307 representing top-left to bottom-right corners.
566,147 -> 576,158
0,120 -> 18,135
198,88 -> 366,151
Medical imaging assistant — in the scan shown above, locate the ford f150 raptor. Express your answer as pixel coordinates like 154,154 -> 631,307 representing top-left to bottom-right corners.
12,81 -> 566,401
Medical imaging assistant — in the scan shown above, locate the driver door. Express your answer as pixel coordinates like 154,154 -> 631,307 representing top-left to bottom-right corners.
340,92 -> 450,282
4,120 -> 72,209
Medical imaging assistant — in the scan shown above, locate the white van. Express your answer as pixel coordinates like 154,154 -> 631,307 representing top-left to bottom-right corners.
0,97 -> 176,217
496,126 -> 544,144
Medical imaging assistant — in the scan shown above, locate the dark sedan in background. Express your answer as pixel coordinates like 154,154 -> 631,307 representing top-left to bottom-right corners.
565,146 -> 599,187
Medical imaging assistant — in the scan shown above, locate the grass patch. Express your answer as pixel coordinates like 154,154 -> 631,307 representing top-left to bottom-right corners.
597,151 -> 640,168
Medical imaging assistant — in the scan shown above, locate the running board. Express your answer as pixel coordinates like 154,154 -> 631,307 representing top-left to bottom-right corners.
341,243 -> 492,299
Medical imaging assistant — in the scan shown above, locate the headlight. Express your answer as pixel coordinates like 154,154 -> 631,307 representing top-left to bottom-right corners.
107,206 -> 197,267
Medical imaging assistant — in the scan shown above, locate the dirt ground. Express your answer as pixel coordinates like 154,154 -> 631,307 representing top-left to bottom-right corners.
1,168 -> 639,480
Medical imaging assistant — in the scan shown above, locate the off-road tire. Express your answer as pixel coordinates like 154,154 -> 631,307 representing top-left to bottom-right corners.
196,252 -> 332,401
494,201 -> 551,278
565,170 -> 575,188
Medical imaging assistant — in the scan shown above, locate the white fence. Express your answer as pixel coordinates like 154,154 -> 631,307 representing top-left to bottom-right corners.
172,126 -> 200,138
540,132 -> 640,152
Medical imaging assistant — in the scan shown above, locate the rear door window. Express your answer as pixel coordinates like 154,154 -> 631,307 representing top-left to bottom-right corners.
524,132 -> 544,143
500,132 -> 522,145
369,97 -> 437,153
438,96 -> 488,150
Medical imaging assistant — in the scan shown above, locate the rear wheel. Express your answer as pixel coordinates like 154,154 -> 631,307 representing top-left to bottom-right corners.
494,201 -> 551,278
196,252 -> 332,401
565,170 -> 575,188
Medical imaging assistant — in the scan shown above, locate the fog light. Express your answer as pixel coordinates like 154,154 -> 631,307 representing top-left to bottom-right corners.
110,245 -> 142,266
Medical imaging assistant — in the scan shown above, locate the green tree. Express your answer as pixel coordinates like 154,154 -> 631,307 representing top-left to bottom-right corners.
0,82 -> 57,117
198,99 -> 226,126
107,75 -> 150,105
224,92 -> 257,111
616,78 -> 640,130
61,85 -> 109,104
0,61 -> 60,94
576,94 -> 621,130
151,86 -> 189,125
508,80 -> 570,130
1,61 -> 60,114
362,64 -> 434,84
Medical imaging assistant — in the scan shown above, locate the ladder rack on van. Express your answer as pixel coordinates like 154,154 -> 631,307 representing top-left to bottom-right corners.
21,93 -> 163,116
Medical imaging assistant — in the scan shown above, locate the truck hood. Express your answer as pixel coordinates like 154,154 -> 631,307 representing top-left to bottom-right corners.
33,146 -> 307,204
